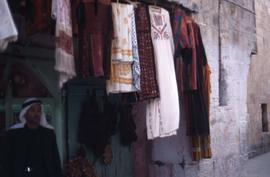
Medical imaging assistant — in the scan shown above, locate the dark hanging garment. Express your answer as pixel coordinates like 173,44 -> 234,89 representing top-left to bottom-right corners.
188,23 -> 211,161
8,0 -> 53,35
172,9 -> 211,161
78,0 -> 112,78
119,94 -> 137,145
188,22 -> 210,135
78,93 -> 117,158
30,0 -> 53,35
134,5 -> 159,101
171,8 -> 194,137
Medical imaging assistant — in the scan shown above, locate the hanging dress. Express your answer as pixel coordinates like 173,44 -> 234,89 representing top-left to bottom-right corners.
171,8 -> 190,96
188,22 -> 211,160
171,8 -> 212,160
78,0 -> 112,78
52,0 -> 76,88
146,6 -> 180,139
106,3 -> 140,93
0,0 -> 18,52
135,5 -> 160,101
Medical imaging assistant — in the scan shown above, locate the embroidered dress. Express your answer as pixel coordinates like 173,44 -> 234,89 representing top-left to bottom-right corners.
52,0 -> 76,88
172,8 -> 212,160
187,23 -> 211,160
0,0 -> 18,52
78,0 -> 111,78
146,6 -> 180,139
107,3 -> 140,93
135,5 -> 159,101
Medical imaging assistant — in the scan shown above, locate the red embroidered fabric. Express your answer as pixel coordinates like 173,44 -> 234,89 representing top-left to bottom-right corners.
135,5 -> 159,101
56,30 -> 73,55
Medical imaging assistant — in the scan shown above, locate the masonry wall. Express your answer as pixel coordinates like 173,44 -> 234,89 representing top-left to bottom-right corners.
133,0 -> 257,177
247,0 -> 270,158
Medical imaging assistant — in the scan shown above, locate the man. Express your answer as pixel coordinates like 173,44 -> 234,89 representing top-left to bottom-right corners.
3,98 -> 62,177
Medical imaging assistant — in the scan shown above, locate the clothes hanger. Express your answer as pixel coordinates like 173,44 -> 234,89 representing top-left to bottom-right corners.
169,1 -> 198,14
124,0 -> 140,8
114,0 -> 140,7
150,0 -> 161,12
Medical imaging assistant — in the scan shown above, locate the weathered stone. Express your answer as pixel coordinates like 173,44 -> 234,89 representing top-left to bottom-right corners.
247,0 -> 270,159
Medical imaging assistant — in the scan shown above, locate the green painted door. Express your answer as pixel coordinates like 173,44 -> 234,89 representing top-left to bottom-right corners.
66,80 -> 133,177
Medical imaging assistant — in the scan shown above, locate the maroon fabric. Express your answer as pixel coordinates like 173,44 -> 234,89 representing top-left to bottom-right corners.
78,1 -> 111,78
188,23 -> 198,90
135,5 -> 159,101
171,8 -> 191,96
9,0 -> 53,35
171,8 -> 210,136
30,0 -> 52,35
171,8 -> 190,55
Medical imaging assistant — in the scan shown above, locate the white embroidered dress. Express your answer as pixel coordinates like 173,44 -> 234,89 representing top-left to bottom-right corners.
146,6 -> 180,139
52,0 -> 76,88
0,0 -> 18,52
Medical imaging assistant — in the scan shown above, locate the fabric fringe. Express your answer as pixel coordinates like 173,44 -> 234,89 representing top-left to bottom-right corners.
53,0 -> 76,88
0,36 -> 18,52
191,135 -> 212,161
55,48 -> 76,75
55,48 -> 76,88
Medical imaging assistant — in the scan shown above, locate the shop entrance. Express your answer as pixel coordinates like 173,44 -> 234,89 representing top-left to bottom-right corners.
66,79 -> 133,177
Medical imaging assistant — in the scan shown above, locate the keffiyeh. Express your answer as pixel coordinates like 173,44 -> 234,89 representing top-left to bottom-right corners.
10,98 -> 54,129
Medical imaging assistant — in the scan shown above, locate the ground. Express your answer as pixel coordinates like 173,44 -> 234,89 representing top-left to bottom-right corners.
241,152 -> 270,177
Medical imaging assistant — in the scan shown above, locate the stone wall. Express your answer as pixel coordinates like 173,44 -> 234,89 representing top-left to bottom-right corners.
247,0 -> 270,158
133,0 -> 257,177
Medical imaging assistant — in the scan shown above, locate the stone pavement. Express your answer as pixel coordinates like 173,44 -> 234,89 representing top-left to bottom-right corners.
241,152 -> 270,177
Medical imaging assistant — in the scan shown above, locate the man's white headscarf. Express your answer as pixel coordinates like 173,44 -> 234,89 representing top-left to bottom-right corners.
10,98 -> 54,129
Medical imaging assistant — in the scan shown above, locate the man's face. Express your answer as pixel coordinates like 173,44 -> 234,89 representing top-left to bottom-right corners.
24,103 -> 42,126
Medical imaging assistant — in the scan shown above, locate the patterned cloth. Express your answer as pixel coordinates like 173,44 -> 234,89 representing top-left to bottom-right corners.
0,0 -> 18,52
171,8 -> 212,160
191,135 -> 211,161
146,6 -> 180,139
131,11 -> 141,90
107,3 -> 140,93
78,0 -> 112,78
111,3 -> 133,62
171,8 -> 190,96
135,5 -> 159,101
184,22 -> 211,136
171,8 -> 190,53
52,0 -> 76,88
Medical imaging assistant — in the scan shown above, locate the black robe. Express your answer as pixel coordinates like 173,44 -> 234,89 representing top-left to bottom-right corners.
3,125 -> 62,177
